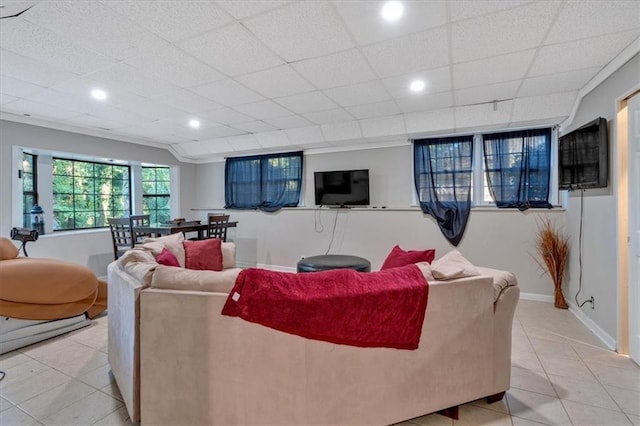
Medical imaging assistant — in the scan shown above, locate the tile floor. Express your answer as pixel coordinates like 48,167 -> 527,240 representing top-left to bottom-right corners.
0,300 -> 638,425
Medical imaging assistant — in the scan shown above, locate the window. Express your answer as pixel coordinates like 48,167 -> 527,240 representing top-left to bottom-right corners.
142,166 -> 171,223
52,158 -> 130,230
21,152 -> 37,228
483,128 -> 552,210
225,151 -> 303,212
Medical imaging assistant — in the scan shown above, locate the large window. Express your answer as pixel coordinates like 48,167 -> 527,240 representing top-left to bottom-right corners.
52,158 -> 130,230
21,152 -> 37,228
225,151 -> 303,212
142,166 -> 171,223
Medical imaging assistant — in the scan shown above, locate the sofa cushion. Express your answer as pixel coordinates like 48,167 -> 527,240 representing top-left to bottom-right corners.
141,233 -> 186,267
221,242 -> 236,270
151,265 -> 241,293
156,248 -> 180,267
184,238 -> 223,271
430,250 -> 480,280
0,238 -> 19,260
380,245 -> 435,270
118,248 -> 158,287
477,266 -> 518,302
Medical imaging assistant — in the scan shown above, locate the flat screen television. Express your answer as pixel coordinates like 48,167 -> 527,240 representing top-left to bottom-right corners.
558,117 -> 608,190
314,169 -> 370,206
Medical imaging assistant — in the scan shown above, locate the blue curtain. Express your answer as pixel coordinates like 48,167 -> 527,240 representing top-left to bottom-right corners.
225,152 -> 303,212
414,136 -> 474,246
483,129 -> 552,211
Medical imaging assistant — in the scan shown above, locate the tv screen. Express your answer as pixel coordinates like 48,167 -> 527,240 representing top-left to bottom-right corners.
558,117 -> 608,190
314,169 -> 370,206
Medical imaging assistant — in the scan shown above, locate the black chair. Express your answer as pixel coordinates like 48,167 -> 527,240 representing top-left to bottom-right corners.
207,214 -> 230,242
108,218 -> 133,260
129,214 -> 151,245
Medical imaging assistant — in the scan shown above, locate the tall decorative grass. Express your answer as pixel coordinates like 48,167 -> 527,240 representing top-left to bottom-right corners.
535,217 -> 569,309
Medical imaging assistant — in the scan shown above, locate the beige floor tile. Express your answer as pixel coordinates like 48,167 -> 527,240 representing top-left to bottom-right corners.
506,388 -> 571,425
628,413 -> 640,425
529,338 -> 580,360
512,350 -> 544,372
404,412 -> 452,425
0,352 -> 32,371
589,362 -> 640,392
0,359 -> 51,388
562,399 -> 632,425
510,416 -> 551,425
455,405 -> 511,426
0,368 -> 71,405
18,380 -> 95,421
469,396 -> 510,415
92,406 -> 134,426
39,348 -> 108,378
0,395 -> 14,412
77,364 -> 115,390
100,382 -> 123,402
548,373 -> 619,411
41,391 -> 122,425
67,324 -> 109,352
537,353 -> 598,382
510,366 -> 556,397
0,406 -> 41,425
605,384 -> 640,416
575,344 -> 640,371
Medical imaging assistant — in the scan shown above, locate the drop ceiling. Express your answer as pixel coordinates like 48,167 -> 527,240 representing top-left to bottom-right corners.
1,0 -> 638,162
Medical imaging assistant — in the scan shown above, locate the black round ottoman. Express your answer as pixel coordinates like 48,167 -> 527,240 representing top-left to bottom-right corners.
297,254 -> 371,273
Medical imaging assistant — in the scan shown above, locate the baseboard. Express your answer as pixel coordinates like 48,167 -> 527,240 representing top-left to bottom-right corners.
568,302 -> 617,351
520,292 -> 554,303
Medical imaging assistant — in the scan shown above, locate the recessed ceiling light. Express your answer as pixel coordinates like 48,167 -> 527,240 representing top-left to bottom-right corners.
91,89 -> 107,100
189,119 -> 201,129
410,80 -> 426,92
381,1 -> 403,22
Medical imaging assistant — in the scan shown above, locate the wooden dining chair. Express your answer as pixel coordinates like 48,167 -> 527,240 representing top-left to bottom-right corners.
108,217 -> 133,260
129,214 -> 151,245
207,214 -> 230,242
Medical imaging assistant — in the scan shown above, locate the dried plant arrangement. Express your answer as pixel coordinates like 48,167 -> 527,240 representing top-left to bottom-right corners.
534,217 -> 569,309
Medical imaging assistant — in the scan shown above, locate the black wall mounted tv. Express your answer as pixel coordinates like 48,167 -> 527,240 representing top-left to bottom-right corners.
558,117 -> 609,190
314,169 -> 370,206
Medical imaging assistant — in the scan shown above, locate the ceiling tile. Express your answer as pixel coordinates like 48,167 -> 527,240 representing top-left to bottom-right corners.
0,93 -> 20,106
449,0 -> 531,22
124,45 -> 225,89
360,115 -> 406,139
243,1 -> 355,62
3,98 -> 81,120
333,0 -> 447,45
345,100 -> 401,120
303,108 -> 355,125
63,114 -> 129,131
0,1 -> 37,19
227,134 -> 262,151
284,125 -> 325,145
234,100 -> 292,120
89,104 -> 157,126
291,49 -> 377,90
546,1 -> 640,44
264,115 -> 312,129
152,89 -> 222,114
275,91 -> 337,114
216,1 -> 291,20
324,81 -> 390,108
529,30 -> 640,76
200,138 -> 236,155
454,80 -> 520,106
199,107 -> 254,125
173,140 -> 210,156
320,120 -> 363,142
382,66 -> 452,99
405,108 -> 455,135
453,50 -> 535,89
363,26 -> 449,78
0,49 -> 78,88
451,1 -> 561,63
196,79 -> 265,107
232,121 -> 279,133
511,92 -> 577,123
25,88 -> 103,115
181,125 -> 246,140
179,23 -> 284,76
0,75 -> 46,98
455,100 -> 513,130
518,67 -> 601,98
104,1 -> 233,43
236,65 -> 315,98
86,63 -> 176,99
396,91 -> 453,114
256,130 -> 290,148
0,18 -> 116,74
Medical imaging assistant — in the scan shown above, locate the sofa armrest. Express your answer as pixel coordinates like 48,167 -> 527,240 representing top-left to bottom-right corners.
107,261 -> 144,423
492,285 -> 520,392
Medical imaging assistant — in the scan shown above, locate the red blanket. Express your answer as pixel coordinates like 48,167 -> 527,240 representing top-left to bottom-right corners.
221,265 -> 429,349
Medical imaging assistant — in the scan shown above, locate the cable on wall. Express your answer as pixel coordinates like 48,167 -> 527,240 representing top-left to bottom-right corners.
324,208 -> 340,255
574,189 -> 595,309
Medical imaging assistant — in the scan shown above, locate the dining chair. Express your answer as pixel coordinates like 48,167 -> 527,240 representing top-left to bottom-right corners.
207,214 -> 230,242
108,217 -> 133,260
129,214 -> 151,245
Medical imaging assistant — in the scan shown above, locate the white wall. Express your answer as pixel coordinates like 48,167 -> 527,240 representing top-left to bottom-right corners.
193,146 -> 565,296
561,53 -> 640,342
0,119 -> 197,276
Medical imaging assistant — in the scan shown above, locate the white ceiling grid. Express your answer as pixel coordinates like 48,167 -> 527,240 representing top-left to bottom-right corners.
0,0 -> 638,162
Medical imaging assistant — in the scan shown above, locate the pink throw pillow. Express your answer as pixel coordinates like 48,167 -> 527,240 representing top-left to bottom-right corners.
183,238 -> 223,271
156,248 -> 180,267
380,245 -> 436,270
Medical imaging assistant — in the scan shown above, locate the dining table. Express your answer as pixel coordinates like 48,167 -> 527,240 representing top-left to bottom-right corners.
132,220 -> 238,240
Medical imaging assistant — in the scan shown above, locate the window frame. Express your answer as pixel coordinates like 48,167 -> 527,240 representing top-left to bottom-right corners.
21,152 -> 38,228
141,165 -> 171,224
